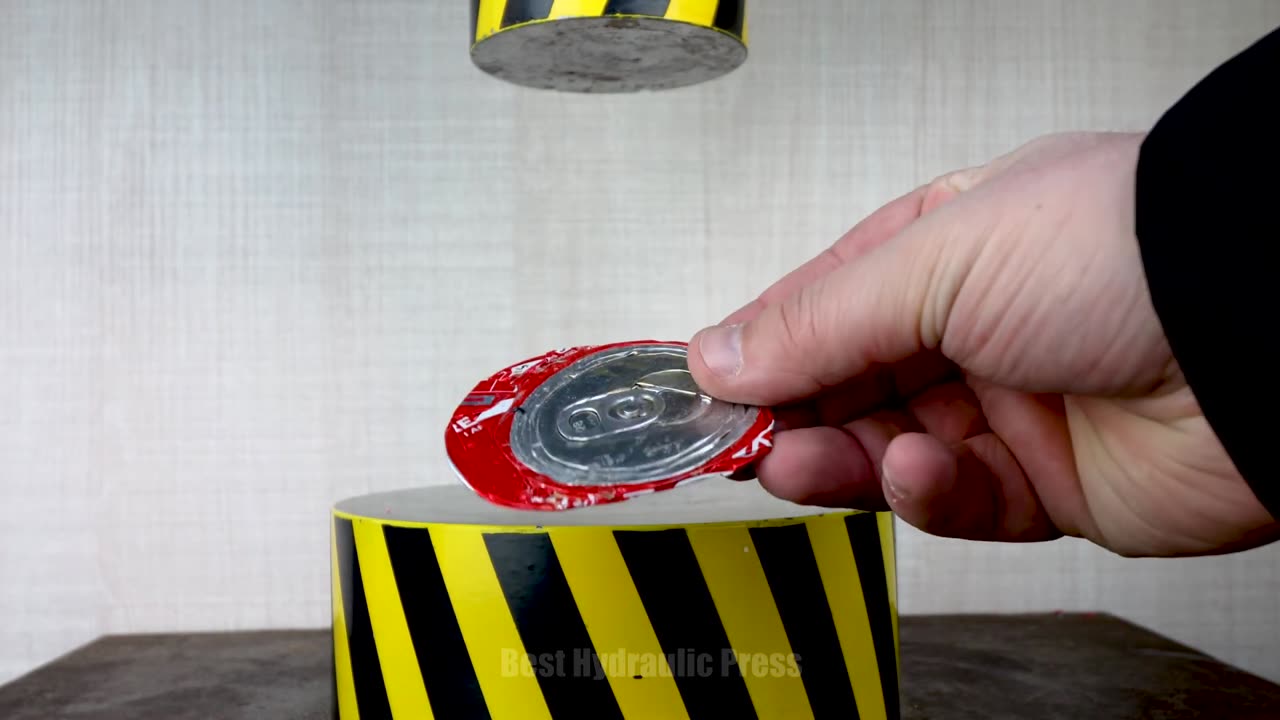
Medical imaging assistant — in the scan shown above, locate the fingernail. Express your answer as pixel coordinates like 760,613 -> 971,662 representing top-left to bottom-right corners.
882,465 -> 908,503
698,324 -> 743,378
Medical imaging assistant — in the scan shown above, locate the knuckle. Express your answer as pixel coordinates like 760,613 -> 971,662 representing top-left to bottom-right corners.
820,243 -> 849,267
774,291 -> 811,354
771,288 -> 829,385
923,169 -> 979,211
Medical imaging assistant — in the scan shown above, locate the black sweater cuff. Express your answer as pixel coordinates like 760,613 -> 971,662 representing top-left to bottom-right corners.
1134,27 -> 1280,520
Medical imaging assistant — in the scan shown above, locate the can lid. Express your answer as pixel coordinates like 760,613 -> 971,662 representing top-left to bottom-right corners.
446,341 -> 775,511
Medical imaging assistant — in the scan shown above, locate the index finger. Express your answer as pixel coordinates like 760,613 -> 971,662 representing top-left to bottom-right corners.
720,184 -> 930,327
721,174 -> 973,327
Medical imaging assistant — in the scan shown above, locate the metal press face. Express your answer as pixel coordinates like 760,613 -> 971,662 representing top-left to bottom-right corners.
470,15 -> 748,93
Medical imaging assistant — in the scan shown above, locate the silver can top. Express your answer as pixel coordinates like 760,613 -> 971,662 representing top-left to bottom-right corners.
508,343 -> 761,487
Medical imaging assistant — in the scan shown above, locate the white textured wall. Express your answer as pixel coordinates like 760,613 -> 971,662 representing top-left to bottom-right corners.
3,0 -> 1279,686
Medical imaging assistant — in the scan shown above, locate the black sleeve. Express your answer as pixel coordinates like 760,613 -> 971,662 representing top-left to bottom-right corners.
1135,26 -> 1280,521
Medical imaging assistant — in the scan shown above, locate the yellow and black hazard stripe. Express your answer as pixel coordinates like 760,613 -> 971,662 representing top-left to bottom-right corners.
470,0 -> 748,48
332,509 -> 898,720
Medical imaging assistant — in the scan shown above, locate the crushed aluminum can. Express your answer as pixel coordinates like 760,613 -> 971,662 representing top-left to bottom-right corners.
445,341 -> 775,511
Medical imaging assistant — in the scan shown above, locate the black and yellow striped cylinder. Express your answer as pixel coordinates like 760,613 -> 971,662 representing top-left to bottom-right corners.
469,1 -> 749,92
331,480 -> 899,719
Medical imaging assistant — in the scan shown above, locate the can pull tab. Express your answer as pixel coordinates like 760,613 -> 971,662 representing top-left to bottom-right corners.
632,368 -> 706,398
554,369 -> 713,443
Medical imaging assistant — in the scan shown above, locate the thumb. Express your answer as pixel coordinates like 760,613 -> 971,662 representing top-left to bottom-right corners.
688,206 -> 977,407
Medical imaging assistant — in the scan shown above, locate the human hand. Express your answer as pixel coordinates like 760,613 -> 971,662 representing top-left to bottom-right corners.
687,132 -> 1278,557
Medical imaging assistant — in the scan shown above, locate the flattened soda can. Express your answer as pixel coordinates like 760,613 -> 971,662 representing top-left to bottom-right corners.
446,341 -> 775,510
